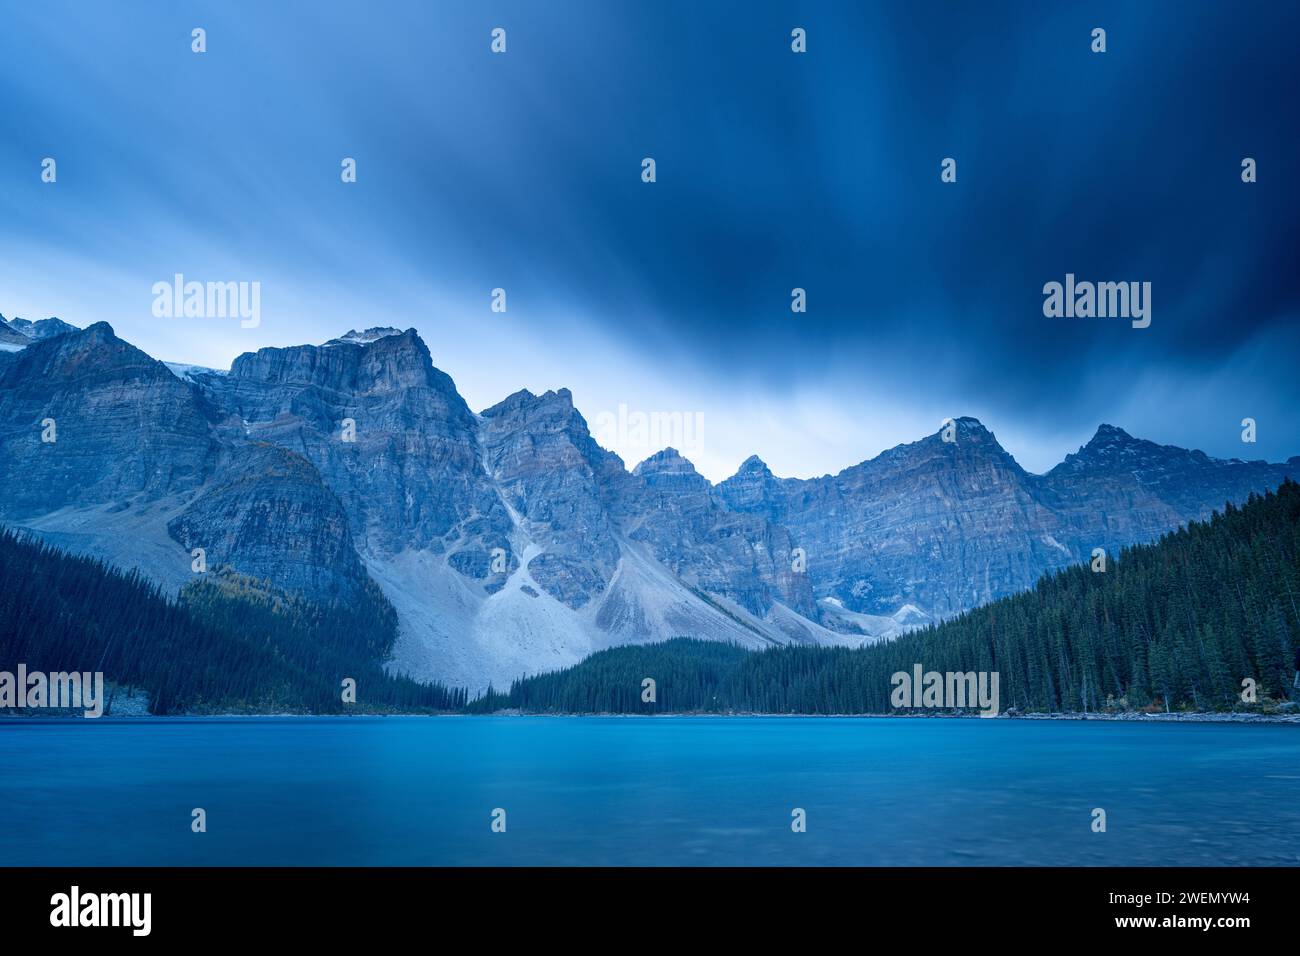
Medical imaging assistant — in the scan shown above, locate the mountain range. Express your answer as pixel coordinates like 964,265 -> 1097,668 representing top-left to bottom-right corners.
2,314 -> 1297,692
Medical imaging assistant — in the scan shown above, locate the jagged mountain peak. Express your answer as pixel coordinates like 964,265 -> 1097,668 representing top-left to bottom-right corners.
633,448 -> 713,497
1,315 -> 97,343
1093,422 -> 1132,438
2,315 -> 78,342
1084,422 -> 1141,449
23,321 -> 151,364
849,415 -> 1017,476
481,386 -> 576,420
530,386 -> 575,408
716,453 -> 787,518
482,387 -> 536,411
1057,423 -> 1206,473
936,417 -> 1020,462
633,446 -> 700,476
6,322 -> 218,405
943,416 -> 996,440
75,320 -> 117,342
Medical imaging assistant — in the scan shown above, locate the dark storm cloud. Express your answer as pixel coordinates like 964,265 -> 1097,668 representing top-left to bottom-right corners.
2,0 -> 1297,468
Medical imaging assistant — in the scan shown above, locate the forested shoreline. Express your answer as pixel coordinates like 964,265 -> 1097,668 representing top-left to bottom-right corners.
4,480 -> 1298,717
0,528 -> 464,714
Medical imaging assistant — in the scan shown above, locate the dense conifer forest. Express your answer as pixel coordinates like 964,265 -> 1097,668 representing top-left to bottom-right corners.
472,480 -> 1300,715
0,529 -> 464,714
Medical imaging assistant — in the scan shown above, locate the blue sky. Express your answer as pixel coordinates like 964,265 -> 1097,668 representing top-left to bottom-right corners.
2,1 -> 1297,481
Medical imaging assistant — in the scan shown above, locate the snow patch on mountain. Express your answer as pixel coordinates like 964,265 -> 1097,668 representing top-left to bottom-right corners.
325,327 -> 404,347
1040,533 -> 1071,556
165,362 -> 229,382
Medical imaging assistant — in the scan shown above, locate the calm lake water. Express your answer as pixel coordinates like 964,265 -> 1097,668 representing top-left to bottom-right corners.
2,716 -> 1298,866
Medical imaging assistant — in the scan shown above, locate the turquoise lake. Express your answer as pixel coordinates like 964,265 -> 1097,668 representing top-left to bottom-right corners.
2,716 -> 1298,866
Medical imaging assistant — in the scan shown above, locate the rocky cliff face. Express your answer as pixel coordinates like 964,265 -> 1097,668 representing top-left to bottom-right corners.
719,417 -> 1300,619
630,448 -> 816,618
478,388 -> 624,608
2,319 -> 1296,692
1039,423 -> 1300,554
0,323 -> 213,517
209,327 -> 504,556
720,418 -> 1070,618
167,442 -> 368,601
0,324 -> 369,603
